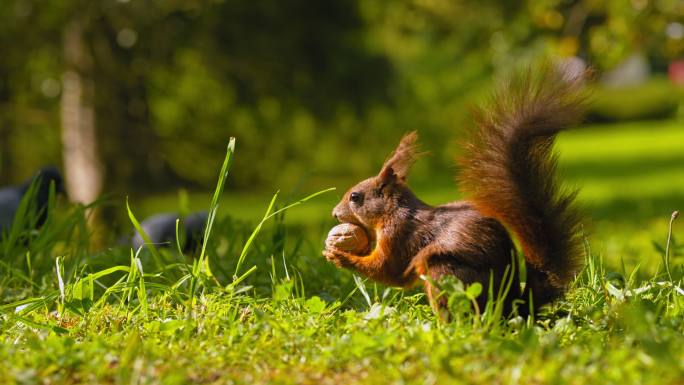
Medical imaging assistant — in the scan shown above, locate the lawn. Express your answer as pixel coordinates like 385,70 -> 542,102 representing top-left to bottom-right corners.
1,120 -> 683,384
556,120 -> 684,272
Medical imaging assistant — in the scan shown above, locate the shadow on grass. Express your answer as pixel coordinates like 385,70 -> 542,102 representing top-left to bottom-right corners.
560,154 -> 684,180
586,193 -> 682,222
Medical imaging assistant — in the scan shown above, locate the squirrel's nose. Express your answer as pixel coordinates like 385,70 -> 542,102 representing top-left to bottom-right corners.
332,207 -> 341,221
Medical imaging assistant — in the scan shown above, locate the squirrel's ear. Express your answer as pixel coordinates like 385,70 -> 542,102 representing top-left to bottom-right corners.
379,166 -> 398,186
379,131 -> 420,182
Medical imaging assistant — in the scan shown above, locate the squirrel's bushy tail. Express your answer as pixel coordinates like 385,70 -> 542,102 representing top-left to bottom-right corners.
458,63 -> 588,307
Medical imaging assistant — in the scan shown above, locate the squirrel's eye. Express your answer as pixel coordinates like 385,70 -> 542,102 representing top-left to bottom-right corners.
349,192 -> 363,204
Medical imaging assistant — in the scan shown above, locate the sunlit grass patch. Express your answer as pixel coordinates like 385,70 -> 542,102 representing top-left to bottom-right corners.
557,120 -> 684,271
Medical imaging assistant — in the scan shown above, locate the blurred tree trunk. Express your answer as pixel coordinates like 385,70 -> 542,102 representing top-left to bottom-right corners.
0,118 -> 10,179
0,86 -> 9,178
60,19 -> 103,206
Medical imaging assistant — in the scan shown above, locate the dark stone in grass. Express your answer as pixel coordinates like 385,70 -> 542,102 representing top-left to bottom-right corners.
132,211 -> 208,254
0,167 -> 65,233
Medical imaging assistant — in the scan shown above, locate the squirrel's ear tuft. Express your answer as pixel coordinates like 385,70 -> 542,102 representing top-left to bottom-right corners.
379,166 -> 398,186
379,131 -> 420,182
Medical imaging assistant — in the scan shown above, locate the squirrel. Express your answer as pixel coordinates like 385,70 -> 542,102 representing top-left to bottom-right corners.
322,64 -> 588,315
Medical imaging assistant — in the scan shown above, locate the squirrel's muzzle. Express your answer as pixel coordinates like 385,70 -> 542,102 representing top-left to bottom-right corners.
332,201 -> 354,224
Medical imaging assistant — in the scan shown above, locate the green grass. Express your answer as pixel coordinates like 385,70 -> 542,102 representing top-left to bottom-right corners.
1,120 -> 684,384
557,120 -> 684,272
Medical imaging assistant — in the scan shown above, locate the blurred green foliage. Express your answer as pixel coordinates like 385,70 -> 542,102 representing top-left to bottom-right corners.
0,0 -> 682,196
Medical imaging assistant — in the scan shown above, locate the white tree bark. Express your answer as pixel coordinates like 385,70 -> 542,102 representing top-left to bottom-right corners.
60,20 -> 102,205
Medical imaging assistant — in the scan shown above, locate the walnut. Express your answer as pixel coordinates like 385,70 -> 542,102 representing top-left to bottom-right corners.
325,223 -> 370,254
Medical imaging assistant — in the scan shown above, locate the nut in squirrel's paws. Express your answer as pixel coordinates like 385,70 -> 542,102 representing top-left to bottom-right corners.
325,223 -> 370,255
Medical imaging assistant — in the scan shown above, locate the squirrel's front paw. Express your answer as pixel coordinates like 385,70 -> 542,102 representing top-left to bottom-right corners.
322,248 -> 350,268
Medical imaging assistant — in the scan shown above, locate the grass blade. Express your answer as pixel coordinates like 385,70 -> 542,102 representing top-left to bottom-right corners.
126,198 -> 165,271
233,187 -> 335,278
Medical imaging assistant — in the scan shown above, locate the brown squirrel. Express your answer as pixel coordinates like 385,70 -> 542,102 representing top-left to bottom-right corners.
322,64 -> 587,315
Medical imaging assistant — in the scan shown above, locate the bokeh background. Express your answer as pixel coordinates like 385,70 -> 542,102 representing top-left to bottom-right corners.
1,0 -> 683,269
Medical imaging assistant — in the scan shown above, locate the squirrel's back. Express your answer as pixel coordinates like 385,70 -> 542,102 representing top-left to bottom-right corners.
458,63 -> 588,307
